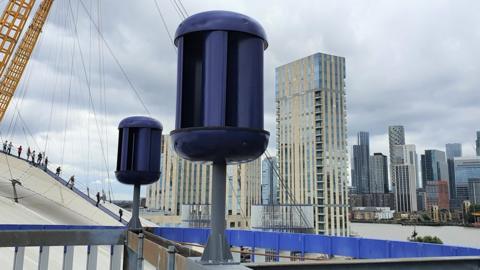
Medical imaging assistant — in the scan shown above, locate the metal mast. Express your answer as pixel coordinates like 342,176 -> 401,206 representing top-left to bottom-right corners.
0,0 -> 54,121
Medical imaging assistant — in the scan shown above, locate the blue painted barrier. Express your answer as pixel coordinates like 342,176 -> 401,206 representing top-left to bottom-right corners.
152,227 -> 480,260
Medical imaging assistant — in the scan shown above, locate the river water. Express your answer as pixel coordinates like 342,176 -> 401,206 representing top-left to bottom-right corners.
351,223 -> 480,248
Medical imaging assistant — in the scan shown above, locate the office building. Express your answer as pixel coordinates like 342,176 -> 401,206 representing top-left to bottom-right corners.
369,153 -> 389,193
352,132 -> 370,194
454,157 -> 480,205
477,131 -> 480,156
420,150 -> 449,189
425,180 -> 449,210
261,156 -> 279,205
446,143 -> 462,159
276,52 -> 350,236
417,189 -> 427,211
468,178 -> 480,205
391,144 -> 418,212
446,143 -> 462,201
145,135 -> 261,228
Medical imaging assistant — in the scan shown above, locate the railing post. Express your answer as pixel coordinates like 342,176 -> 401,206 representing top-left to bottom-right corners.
38,246 -> 49,270
62,246 -> 74,270
13,247 -> 25,270
167,246 -> 176,270
86,246 -> 98,270
110,245 -> 122,270
136,233 -> 144,270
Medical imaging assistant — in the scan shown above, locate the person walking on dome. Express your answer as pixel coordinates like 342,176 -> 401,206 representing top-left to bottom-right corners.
17,145 -> 22,158
7,141 -> 12,154
67,175 -> 75,190
31,150 -> 36,165
44,156 -> 48,171
119,209 -> 123,222
26,147 -> 31,160
56,166 -> 61,176
3,140 -> 7,152
37,152 -> 43,165
96,192 -> 101,207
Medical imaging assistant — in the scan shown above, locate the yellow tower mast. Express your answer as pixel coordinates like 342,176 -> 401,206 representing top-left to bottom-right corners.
0,0 -> 36,78
0,0 -> 54,121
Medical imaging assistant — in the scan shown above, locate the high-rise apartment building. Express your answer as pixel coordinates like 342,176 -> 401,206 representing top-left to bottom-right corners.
369,153 -> 389,193
446,143 -> 462,201
388,126 -> 405,165
145,135 -> 261,228
391,144 -> 418,212
261,156 -> 279,205
420,150 -> 449,189
276,52 -> 349,236
454,157 -> 480,205
476,131 -> 480,156
352,132 -> 370,194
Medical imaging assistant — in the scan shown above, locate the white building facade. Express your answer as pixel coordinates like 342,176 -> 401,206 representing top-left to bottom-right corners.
276,53 -> 350,236
145,135 -> 261,228
392,144 -> 418,212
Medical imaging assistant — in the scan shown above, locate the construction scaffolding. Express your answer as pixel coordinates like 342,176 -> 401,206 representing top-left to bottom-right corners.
251,204 -> 314,234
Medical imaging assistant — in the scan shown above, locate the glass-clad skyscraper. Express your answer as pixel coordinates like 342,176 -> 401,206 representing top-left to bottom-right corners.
352,132 -> 370,194
446,143 -> 462,201
446,143 -> 462,159
420,150 -> 449,189
454,157 -> 480,203
276,52 -> 349,236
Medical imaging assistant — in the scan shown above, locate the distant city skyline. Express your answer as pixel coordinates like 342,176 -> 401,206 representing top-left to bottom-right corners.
348,130 -> 479,176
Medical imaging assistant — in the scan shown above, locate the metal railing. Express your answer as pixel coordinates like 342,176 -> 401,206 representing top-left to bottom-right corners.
0,225 -> 125,270
0,225 -> 203,270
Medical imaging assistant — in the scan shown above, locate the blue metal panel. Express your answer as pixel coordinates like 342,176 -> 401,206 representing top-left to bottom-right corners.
440,245 -> 458,256
278,232 -> 304,252
303,234 -> 332,255
183,228 -> 209,245
420,242 -> 444,257
358,239 -> 390,259
389,240 -> 422,258
153,227 -> 480,259
254,231 -> 278,250
331,236 -> 359,258
228,230 -> 255,247
457,247 -> 480,256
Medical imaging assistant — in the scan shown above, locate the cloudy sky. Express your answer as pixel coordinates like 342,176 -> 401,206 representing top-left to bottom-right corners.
1,0 -> 479,199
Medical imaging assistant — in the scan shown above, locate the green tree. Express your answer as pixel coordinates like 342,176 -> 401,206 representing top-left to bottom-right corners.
409,235 -> 443,244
